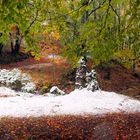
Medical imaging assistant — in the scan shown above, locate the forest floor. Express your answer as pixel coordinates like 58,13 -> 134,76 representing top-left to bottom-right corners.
0,55 -> 140,140
0,87 -> 140,140
1,56 -> 140,98
0,113 -> 140,140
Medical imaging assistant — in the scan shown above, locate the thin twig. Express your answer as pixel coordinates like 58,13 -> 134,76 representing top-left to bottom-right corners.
109,3 -> 121,31
88,0 -> 107,17
97,0 -> 111,36
24,10 -> 38,36
48,4 -> 87,21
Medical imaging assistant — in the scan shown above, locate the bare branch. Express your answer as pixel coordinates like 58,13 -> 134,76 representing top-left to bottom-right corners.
88,0 -> 107,17
49,4 -> 87,21
109,3 -> 121,31
97,0 -> 111,35
132,55 -> 140,61
24,10 -> 38,37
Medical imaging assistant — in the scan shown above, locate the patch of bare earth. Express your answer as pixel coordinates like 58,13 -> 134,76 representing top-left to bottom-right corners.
97,62 -> 140,99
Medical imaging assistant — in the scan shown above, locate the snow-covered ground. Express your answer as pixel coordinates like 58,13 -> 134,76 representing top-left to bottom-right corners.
0,87 -> 34,97
0,87 -> 140,117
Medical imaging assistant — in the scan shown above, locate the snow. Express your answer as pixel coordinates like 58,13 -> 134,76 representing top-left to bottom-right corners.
0,87 -> 34,97
0,87 -> 140,117
47,54 -> 61,59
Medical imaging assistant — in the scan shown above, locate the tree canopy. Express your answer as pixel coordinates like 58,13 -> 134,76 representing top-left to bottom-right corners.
0,0 -> 140,67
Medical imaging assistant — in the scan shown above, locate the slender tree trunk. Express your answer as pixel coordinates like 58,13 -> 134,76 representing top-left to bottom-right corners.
132,59 -> 136,74
14,35 -> 21,54
14,26 -> 21,54
0,43 -> 3,55
0,33 -> 3,55
9,33 -> 14,54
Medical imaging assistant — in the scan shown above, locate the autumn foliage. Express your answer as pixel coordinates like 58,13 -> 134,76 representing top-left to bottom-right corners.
0,113 -> 139,140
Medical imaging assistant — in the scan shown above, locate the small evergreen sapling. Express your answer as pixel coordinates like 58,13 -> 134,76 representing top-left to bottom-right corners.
75,57 -> 99,91
75,57 -> 87,89
86,70 -> 99,91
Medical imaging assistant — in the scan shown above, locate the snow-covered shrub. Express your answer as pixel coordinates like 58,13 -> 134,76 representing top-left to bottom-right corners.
21,82 -> 36,93
0,68 -> 36,93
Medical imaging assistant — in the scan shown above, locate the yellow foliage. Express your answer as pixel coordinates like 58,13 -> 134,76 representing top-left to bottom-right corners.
51,31 -> 59,40
31,51 -> 35,56
114,48 -> 133,60
34,57 -> 41,61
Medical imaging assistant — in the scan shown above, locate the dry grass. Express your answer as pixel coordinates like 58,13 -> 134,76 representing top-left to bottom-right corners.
0,113 -> 139,140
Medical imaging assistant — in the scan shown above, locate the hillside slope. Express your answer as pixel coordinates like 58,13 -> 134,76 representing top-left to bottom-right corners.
1,58 -> 140,98
97,62 -> 140,98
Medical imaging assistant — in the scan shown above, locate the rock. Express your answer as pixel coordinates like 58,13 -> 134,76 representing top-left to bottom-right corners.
93,122 -> 114,140
50,86 -> 65,95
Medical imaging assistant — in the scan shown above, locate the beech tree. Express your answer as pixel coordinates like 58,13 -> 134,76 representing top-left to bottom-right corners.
0,0 -> 139,69
43,0 -> 140,68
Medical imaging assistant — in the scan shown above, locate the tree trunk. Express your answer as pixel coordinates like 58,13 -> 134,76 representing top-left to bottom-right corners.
0,33 -> 3,55
14,36 -> 21,54
132,59 -> 136,74
9,26 -> 21,55
9,33 -> 14,54
0,43 -> 3,55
